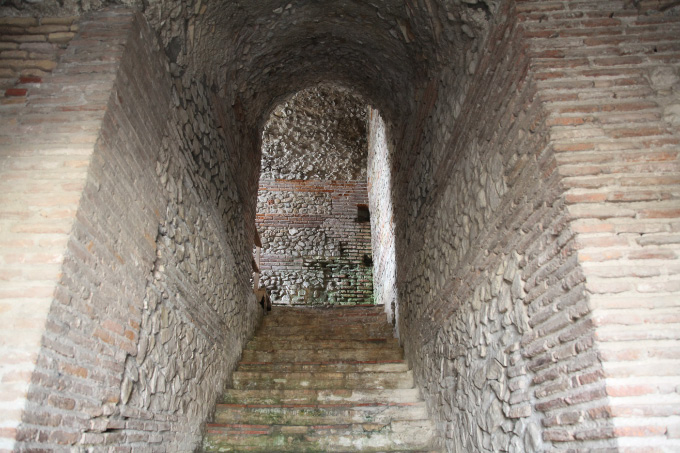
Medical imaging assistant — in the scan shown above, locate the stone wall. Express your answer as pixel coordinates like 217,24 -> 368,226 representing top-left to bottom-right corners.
260,84 -> 368,181
257,179 -> 372,305
257,85 -> 373,305
387,2 -> 574,449
367,109 -> 398,325
0,11 -> 127,450
377,0 -> 680,451
0,15 -> 77,93
1,9 -> 260,451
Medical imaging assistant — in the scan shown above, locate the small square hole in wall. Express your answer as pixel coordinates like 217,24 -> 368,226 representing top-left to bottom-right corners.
356,204 -> 370,223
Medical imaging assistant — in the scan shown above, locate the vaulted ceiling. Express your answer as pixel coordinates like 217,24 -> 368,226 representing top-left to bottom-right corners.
3,0 -> 498,127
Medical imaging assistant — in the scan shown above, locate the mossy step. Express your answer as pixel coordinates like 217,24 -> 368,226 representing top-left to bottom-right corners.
220,388 -> 423,405
254,332 -> 395,341
246,338 -> 400,351
238,361 -> 409,373
270,306 -> 385,315
201,307 -> 434,452
261,320 -> 390,330
261,326 -> 395,338
202,420 -> 435,452
262,315 -> 387,327
264,309 -> 385,318
247,334 -> 395,343
241,348 -> 403,363
232,370 -> 414,390
213,401 -> 429,425
202,448 -> 435,453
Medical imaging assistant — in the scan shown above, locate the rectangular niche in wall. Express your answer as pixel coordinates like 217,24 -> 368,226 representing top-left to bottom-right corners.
356,204 -> 370,223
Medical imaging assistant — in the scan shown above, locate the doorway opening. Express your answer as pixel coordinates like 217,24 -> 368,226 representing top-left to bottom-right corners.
255,83 -> 374,306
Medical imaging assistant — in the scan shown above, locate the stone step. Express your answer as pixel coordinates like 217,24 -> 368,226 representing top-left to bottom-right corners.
202,420 -> 435,452
270,305 -> 384,315
238,361 -> 409,373
232,370 -> 415,390
246,338 -> 400,351
262,313 -> 387,327
265,307 -> 386,318
213,401 -> 429,425
202,306 -> 434,452
248,334 -> 395,344
255,326 -> 395,341
241,348 -> 403,363
220,388 -> 423,406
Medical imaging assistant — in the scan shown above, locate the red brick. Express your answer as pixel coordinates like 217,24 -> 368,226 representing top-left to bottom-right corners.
628,249 -> 676,260
19,76 -> 42,84
574,426 -> 616,440
639,208 -> 680,219
47,394 -> 75,411
5,88 -> 27,97
614,426 -> 667,437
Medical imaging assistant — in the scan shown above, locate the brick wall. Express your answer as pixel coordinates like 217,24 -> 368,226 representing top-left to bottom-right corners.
0,10 -> 128,451
1,8 -> 261,451
257,179 -> 373,305
386,1 -> 588,449
377,0 -> 680,450
0,15 -> 77,94
520,0 -> 680,448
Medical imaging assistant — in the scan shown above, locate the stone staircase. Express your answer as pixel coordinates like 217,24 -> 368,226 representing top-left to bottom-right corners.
201,305 -> 436,452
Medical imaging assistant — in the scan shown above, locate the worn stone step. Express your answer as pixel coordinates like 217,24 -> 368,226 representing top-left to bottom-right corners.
270,306 -> 384,315
213,401 -> 429,425
232,370 -> 415,390
242,348 -> 403,363
238,361 -> 409,373
202,306 -> 434,452
262,313 -> 388,327
261,325 -> 395,338
202,420 -> 435,452
249,334 -> 395,344
265,308 -> 385,317
246,338 -> 400,351
221,388 -> 423,406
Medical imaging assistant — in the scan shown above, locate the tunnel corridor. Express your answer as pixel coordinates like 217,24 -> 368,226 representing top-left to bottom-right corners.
0,0 -> 679,451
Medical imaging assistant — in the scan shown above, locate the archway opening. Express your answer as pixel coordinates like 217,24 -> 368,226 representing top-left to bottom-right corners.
254,83 -> 377,306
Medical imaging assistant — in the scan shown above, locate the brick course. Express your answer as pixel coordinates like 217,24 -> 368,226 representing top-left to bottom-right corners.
257,179 -> 373,305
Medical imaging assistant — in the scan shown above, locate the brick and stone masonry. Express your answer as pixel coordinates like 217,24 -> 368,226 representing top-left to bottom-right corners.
256,85 -> 373,305
0,0 -> 678,451
368,0 -> 680,451
0,9 -> 260,451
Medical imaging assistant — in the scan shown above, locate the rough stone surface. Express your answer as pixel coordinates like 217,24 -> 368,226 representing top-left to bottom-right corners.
257,179 -> 373,306
367,110 -> 398,326
256,84 -> 373,305
260,84 -> 368,181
